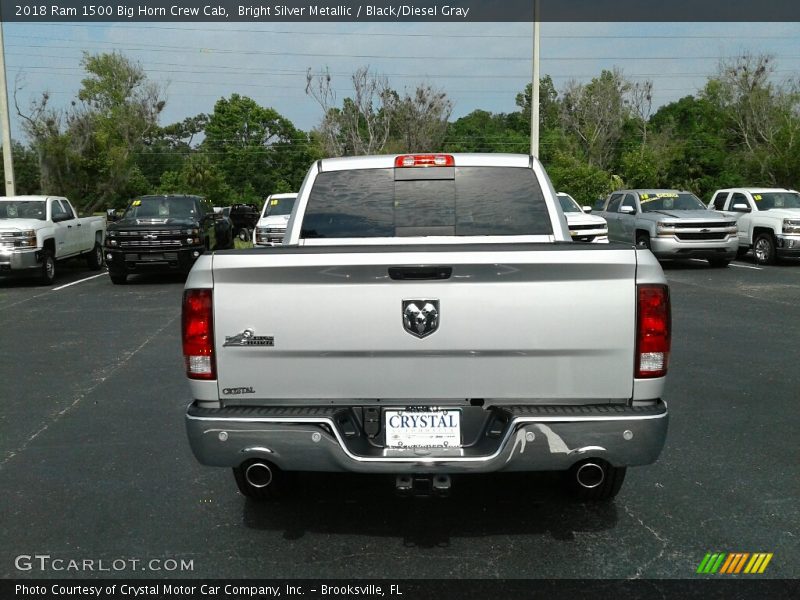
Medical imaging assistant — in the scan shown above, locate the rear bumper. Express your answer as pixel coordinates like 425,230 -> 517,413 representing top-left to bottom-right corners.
185,401 -> 668,473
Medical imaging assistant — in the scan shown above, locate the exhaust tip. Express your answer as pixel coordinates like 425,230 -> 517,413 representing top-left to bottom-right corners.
576,462 -> 605,489
244,462 -> 273,488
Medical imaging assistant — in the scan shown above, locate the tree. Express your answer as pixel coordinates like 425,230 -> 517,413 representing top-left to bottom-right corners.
703,53 -> 800,187
560,69 -> 631,170
203,94 -> 312,200
16,51 -> 164,211
443,110 -> 528,153
0,141 -> 41,194
306,66 -> 398,157
388,84 -> 453,153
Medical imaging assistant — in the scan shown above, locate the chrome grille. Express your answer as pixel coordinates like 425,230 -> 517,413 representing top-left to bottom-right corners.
675,232 -> 727,241
119,239 -> 182,248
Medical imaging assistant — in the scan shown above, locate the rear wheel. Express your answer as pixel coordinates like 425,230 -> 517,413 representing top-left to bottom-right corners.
753,233 -> 776,265
86,242 -> 103,270
565,460 -> 627,502
233,460 -> 289,501
39,250 -> 55,285
237,227 -> 250,242
635,232 -> 651,250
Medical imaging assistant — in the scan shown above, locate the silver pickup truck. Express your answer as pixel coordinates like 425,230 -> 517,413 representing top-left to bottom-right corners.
598,189 -> 738,267
183,154 -> 670,502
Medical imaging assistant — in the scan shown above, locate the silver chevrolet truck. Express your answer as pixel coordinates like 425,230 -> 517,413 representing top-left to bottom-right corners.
183,154 -> 670,502
598,189 -> 738,267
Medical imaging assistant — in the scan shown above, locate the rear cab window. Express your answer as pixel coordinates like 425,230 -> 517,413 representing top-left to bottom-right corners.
300,166 -> 553,239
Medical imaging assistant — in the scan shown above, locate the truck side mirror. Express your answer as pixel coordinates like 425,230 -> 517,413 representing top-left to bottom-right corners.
106,209 -> 118,222
619,205 -> 636,215
582,206 -> 592,214
732,203 -> 751,212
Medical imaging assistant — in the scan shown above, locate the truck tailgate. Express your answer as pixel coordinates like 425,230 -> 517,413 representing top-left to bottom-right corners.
211,245 -> 637,403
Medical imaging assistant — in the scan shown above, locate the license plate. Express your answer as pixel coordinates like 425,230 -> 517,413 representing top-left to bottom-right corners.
384,409 -> 461,449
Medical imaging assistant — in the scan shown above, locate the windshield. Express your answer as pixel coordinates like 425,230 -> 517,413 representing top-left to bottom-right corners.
640,192 -> 706,212
263,196 -> 296,217
558,194 -> 583,213
122,196 -> 198,220
752,192 -> 800,210
0,200 -> 46,220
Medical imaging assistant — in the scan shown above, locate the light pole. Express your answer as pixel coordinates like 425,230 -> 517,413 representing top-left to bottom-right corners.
530,0 -> 540,159
0,21 -> 15,195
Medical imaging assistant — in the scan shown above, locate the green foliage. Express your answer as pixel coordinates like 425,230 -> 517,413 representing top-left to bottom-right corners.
0,142 -> 41,194
443,110 -> 529,153
545,153 -> 618,205
202,94 -> 312,197
157,154 -> 233,204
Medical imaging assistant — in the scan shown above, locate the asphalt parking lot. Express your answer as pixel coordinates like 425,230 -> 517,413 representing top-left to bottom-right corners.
0,256 -> 798,579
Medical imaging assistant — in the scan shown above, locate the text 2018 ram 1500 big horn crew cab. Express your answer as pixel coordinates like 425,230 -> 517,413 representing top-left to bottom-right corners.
183,154 -> 671,502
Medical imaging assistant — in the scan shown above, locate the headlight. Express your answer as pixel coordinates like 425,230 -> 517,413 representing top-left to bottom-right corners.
183,228 -> 200,236
783,219 -> 800,234
656,222 -> 677,236
15,230 -> 37,247
107,230 -> 117,237
109,239 -> 118,247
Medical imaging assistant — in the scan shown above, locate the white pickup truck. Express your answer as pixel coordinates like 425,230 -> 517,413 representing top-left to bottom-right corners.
708,188 -> 800,264
253,193 -> 297,247
183,154 -> 670,502
0,195 -> 106,284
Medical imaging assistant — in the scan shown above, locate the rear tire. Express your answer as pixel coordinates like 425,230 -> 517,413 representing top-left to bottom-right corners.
635,232 -> 651,250
237,227 -> 250,242
233,460 -> 289,501
109,272 -> 127,285
753,233 -> 776,265
566,461 -> 627,502
39,250 -> 55,285
86,242 -> 103,270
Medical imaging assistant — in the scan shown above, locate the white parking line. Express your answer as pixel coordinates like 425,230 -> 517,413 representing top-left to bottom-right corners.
688,259 -> 762,270
51,272 -> 108,291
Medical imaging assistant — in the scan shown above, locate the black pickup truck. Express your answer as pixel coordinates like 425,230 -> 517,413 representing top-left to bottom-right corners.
222,203 -> 260,242
105,194 -> 233,284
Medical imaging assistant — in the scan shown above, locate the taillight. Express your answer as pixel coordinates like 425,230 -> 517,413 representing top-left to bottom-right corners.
636,284 -> 671,378
394,154 -> 454,168
182,289 -> 215,380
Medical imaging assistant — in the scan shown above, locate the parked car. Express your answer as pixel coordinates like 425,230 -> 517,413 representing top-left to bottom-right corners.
708,188 -> 800,265
556,192 -> 608,243
0,195 -> 105,285
183,153 -> 670,503
597,189 -> 738,267
253,193 -> 297,247
224,203 -> 260,242
105,194 -> 232,284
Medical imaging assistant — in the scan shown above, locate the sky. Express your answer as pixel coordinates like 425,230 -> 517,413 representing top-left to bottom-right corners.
4,20 -> 800,142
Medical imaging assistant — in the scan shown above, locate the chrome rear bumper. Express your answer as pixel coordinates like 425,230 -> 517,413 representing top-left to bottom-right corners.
185,402 -> 668,473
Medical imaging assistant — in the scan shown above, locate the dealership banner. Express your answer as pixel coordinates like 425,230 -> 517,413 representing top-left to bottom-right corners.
2,0 -> 800,22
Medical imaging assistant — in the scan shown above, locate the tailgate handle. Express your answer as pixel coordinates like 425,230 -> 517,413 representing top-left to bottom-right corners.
388,266 -> 452,280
